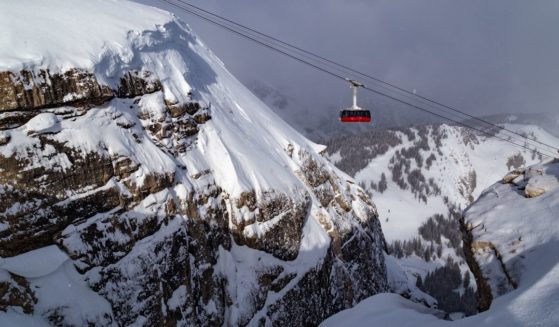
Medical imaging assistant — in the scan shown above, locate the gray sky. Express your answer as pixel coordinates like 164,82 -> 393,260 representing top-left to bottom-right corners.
141,0 -> 559,128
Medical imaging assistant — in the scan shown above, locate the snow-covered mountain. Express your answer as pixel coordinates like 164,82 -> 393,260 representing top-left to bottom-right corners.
0,1 -> 388,325
321,159 -> 559,326
324,122 -> 559,315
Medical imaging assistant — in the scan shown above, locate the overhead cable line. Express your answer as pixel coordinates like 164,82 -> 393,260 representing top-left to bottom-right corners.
171,0 -> 559,154
160,0 -> 559,158
162,0 -> 346,81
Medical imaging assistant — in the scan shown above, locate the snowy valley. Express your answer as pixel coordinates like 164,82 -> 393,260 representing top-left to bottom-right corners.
322,158 -> 559,327
324,121 -> 559,316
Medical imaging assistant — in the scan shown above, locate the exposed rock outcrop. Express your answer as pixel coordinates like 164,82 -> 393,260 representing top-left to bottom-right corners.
117,71 -> 162,98
0,68 -> 169,131
0,273 -> 37,314
460,219 -> 493,312
231,191 -> 309,261
0,69 -> 114,112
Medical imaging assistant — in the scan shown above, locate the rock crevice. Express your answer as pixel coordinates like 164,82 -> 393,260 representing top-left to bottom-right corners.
460,218 -> 493,312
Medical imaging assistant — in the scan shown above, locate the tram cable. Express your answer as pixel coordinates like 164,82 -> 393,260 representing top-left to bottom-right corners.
160,0 -> 559,158
170,0 -> 559,154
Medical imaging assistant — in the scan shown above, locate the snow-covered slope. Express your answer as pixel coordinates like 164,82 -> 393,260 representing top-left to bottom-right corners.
324,123 -> 559,314
0,0 -> 388,325
464,160 -> 559,307
327,123 -> 557,243
322,159 -> 559,327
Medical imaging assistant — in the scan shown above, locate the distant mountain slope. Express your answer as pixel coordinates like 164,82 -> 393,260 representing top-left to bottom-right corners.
326,122 -> 558,242
324,122 -> 559,315
321,159 -> 559,327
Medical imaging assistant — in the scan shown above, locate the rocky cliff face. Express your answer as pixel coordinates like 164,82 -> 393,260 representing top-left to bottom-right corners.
0,69 -> 114,112
0,1 -> 388,325
0,71 -> 387,325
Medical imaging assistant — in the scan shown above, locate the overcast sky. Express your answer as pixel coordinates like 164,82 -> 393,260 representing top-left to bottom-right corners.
142,0 -> 559,123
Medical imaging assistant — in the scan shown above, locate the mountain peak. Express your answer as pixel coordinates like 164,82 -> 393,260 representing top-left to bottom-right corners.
0,1 -> 388,325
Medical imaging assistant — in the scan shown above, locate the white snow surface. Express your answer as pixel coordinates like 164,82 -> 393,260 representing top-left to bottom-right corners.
24,113 -> 62,135
0,0 -> 172,72
0,245 -> 68,278
353,124 -> 559,243
0,247 -> 113,326
321,293 -> 442,327
322,160 -> 559,327
0,0 -> 323,197
0,310 -> 50,327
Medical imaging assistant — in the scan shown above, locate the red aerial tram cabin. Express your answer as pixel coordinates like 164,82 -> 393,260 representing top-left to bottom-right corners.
339,109 -> 371,122
339,79 -> 371,123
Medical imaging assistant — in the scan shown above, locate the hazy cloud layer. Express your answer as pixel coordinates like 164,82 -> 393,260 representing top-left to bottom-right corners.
140,0 -> 559,123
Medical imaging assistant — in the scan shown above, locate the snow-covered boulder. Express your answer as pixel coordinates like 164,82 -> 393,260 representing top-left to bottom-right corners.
502,165 -> 558,198
502,169 -> 524,184
24,113 -> 61,135
524,170 -> 558,198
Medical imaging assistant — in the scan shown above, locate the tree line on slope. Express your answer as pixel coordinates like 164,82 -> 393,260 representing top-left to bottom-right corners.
416,256 -> 477,316
386,204 -> 478,316
325,129 -> 402,176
